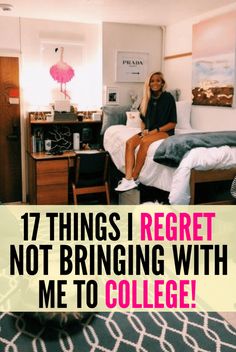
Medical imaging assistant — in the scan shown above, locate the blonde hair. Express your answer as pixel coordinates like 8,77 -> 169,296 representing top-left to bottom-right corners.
139,71 -> 166,116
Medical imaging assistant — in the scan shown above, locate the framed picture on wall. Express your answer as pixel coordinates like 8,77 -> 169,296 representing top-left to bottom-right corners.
116,51 -> 149,82
106,86 -> 119,105
192,12 -> 236,107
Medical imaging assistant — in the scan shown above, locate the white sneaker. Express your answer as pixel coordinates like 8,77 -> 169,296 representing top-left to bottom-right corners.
115,178 -> 139,192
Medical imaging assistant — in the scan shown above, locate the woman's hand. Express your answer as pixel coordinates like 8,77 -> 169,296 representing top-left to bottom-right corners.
140,129 -> 149,137
148,129 -> 159,135
146,129 -> 160,136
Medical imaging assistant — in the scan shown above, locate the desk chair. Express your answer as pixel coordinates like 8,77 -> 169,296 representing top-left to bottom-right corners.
72,151 -> 110,205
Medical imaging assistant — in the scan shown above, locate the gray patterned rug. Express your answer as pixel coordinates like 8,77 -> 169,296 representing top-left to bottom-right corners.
0,311 -> 236,351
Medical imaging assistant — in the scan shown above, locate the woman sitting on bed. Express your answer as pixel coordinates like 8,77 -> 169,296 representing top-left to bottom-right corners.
115,71 -> 177,192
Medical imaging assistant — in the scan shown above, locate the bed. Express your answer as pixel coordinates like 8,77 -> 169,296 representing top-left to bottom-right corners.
102,100 -> 236,205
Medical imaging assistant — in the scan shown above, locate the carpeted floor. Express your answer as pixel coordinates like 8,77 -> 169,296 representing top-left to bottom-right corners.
0,311 -> 236,352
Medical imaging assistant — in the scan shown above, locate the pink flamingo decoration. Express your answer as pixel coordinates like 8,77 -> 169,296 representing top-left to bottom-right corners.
50,47 -> 75,99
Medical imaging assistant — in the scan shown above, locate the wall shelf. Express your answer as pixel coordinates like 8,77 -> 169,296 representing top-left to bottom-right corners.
27,113 -> 102,153
164,52 -> 192,60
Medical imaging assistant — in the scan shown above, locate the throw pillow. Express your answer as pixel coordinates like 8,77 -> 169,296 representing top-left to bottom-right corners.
168,89 -> 181,101
101,105 -> 130,135
126,111 -> 142,128
176,100 -> 192,129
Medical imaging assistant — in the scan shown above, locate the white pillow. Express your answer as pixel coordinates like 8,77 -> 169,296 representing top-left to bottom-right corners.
176,101 -> 192,129
126,111 -> 142,128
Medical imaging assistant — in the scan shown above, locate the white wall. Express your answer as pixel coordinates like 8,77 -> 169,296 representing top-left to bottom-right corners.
0,17 -> 20,54
0,16 -> 102,111
102,22 -> 163,106
20,18 -> 102,112
0,18 -> 163,111
164,3 -> 236,131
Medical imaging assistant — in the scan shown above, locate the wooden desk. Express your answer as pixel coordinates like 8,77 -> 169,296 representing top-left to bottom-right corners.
27,113 -> 103,204
28,151 -> 76,205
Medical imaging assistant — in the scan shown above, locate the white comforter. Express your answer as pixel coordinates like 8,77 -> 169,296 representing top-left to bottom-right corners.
104,125 -> 236,204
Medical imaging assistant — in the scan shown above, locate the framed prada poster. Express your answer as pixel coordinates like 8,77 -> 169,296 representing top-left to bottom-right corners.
116,51 -> 149,82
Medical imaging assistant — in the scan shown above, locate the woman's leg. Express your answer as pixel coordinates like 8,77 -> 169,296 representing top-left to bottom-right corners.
132,132 -> 168,180
125,134 -> 142,179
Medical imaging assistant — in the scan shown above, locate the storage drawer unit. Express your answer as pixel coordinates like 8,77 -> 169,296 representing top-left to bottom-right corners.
28,157 -> 69,204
